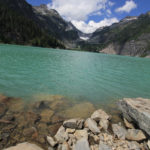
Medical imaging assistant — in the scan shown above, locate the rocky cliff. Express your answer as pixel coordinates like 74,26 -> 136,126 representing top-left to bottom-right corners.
81,13 -> 150,57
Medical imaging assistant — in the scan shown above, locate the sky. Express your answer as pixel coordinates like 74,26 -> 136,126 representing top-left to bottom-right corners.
27,0 -> 150,33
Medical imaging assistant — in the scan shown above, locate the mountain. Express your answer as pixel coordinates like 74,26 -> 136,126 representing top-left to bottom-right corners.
80,12 -> 150,57
33,4 -> 80,48
0,0 -> 81,49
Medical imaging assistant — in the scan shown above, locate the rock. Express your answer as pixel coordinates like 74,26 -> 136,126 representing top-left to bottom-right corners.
4,142 -> 44,150
84,118 -> 100,134
99,119 -> 109,131
0,104 -> 7,118
99,143 -> 112,150
23,127 -> 37,137
123,118 -> 134,129
66,128 -> 75,134
74,130 -> 88,140
126,129 -> 146,141
48,147 -> 54,150
147,140 -> 150,149
40,109 -> 54,122
112,124 -> 127,140
54,126 -> 68,143
61,142 -> 70,150
118,98 -> 150,136
127,141 -> 140,150
91,109 -> 110,122
63,119 -> 84,129
90,145 -> 99,150
47,136 -> 57,147
59,102 -> 95,119
73,138 -> 90,150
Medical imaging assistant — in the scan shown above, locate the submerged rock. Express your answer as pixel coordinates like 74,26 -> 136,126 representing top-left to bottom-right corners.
40,109 -> 54,123
126,129 -> 146,141
59,102 -> 95,119
118,98 -> 150,136
84,118 -> 100,134
112,124 -> 127,140
4,142 -> 44,150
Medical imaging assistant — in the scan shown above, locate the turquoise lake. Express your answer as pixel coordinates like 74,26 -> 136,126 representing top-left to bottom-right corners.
0,44 -> 150,109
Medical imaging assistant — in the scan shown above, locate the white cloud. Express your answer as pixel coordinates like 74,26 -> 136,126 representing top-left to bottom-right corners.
115,0 -> 137,13
47,0 -> 108,21
47,0 -> 118,33
108,1 -> 115,7
72,18 -> 119,33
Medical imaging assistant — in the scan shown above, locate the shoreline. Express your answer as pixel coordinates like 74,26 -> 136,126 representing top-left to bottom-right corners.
1,94 -> 150,149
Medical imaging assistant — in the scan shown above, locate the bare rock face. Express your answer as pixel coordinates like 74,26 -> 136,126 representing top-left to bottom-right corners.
4,142 -> 44,150
118,98 -> 150,136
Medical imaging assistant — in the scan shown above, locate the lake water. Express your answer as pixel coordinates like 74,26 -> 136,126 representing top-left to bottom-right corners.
0,44 -> 150,110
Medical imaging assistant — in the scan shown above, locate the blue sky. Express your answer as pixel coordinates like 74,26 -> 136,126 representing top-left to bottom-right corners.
27,0 -> 150,33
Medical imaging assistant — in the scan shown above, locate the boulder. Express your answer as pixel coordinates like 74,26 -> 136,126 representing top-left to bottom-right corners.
63,119 -> 84,129
126,129 -> 146,141
118,98 -> 150,136
73,138 -> 90,150
112,124 -> 127,140
3,142 -> 44,150
54,126 -> 68,143
47,136 -> 57,147
74,130 -> 88,140
84,118 -> 100,134
91,109 -> 110,122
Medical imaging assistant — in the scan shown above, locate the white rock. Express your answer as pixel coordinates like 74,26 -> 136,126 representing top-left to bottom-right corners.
47,136 -> 57,147
54,126 -> 68,143
4,142 -> 44,150
74,130 -> 88,140
85,118 -> 100,134
73,138 -> 90,150
91,109 -> 110,122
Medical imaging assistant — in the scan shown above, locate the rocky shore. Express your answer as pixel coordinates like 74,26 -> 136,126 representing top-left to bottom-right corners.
1,95 -> 150,150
